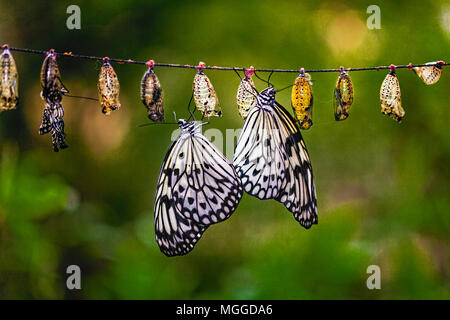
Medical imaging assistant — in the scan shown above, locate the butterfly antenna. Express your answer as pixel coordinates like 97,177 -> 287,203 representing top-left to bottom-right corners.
267,71 -> 274,86
254,70 -> 274,88
233,67 -> 243,81
65,94 -> 99,101
276,83 -> 295,93
187,93 -> 196,121
138,122 -> 178,128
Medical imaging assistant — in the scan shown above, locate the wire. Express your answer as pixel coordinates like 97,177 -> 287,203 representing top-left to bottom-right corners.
5,46 -> 448,73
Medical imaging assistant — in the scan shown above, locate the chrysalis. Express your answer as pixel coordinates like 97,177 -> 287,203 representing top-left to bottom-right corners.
39,49 -> 68,152
141,60 -> 164,122
193,62 -> 221,118
334,68 -> 354,121
0,45 -> 19,111
40,49 -> 68,103
236,67 -> 257,119
412,61 -> 444,85
291,69 -> 313,129
39,103 -> 67,152
380,66 -> 404,122
98,58 -> 121,115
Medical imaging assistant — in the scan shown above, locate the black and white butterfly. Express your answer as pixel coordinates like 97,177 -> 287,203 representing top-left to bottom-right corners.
154,119 -> 243,256
233,87 -> 317,229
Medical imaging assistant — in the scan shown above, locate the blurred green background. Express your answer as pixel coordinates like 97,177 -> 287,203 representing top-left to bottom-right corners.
0,0 -> 449,299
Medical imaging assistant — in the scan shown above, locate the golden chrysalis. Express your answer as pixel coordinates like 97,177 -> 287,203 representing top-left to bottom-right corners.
291,69 -> 313,129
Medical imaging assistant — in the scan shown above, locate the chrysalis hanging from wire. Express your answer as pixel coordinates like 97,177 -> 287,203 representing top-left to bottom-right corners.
39,49 -> 68,152
0,45 -> 19,111
40,49 -> 68,102
412,61 -> 444,85
141,60 -> 164,122
193,62 -> 221,118
334,67 -> 354,121
291,68 -> 313,129
380,65 -> 404,122
98,57 -> 121,115
236,66 -> 257,119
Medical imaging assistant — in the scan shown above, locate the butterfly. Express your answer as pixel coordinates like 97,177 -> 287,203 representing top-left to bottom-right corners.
154,119 -> 243,256
233,87 -> 317,229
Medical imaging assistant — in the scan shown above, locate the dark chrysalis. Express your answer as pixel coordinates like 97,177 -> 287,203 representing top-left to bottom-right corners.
39,49 -> 68,152
334,67 -> 354,121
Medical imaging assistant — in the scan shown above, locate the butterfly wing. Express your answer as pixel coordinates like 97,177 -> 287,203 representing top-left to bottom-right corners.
273,102 -> 318,228
233,106 -> 288,199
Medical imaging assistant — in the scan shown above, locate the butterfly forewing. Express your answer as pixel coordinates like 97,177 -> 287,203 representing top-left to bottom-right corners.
154,140 -> 208,256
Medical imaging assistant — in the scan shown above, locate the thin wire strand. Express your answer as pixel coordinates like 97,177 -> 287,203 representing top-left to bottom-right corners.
6,46 -> 449,73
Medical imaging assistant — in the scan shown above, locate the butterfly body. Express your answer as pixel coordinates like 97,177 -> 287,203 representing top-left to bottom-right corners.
0,48 -> 19,111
